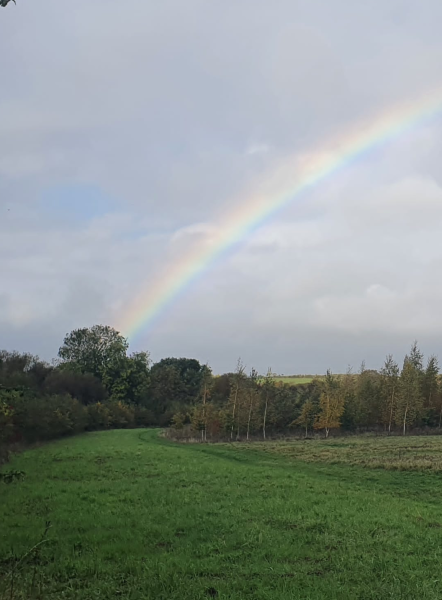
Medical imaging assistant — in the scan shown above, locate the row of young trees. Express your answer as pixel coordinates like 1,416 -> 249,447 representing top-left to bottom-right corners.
1,325 -> 441,459
171,342 -> 442,441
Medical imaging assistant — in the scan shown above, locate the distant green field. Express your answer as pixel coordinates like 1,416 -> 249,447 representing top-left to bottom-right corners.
3,430 -> 442,599
273,376 -> 315,384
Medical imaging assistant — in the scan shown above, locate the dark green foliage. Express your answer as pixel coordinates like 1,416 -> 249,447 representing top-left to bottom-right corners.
0,350 -> 51,391
152,358 -> 207,404
58,325 -> 129,380
101,351 -> 150,403
210,373 -> 232,405
11,394 -> 88,442
422,356 -> 440,426
148,363 -> 186,419
44,370 -> 107,405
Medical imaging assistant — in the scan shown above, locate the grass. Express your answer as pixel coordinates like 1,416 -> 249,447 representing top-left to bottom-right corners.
273,376 -> 315,385
227,434 -> 442,473
2,431 -> 442,599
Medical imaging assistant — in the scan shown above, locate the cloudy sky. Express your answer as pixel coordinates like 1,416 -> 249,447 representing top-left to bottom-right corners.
1,0 -> 442,374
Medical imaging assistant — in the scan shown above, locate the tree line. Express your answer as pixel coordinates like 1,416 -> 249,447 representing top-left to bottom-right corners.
180,342 -> 441,441
1,326 -> 441,459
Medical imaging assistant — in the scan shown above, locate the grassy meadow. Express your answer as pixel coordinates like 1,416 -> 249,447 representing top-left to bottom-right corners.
272,376 -> 315,385
228,435 -> 442,473
2,431 -> 442,599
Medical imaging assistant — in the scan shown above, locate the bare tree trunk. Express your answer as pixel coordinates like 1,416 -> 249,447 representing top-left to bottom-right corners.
247,393 -> 253,441
325,427 -> 329,439
263,393 -> 268,440
388,390 -> 395,434
231,384 -> 238,441
439,405 -> 442,429
403,405 -> 408,436
305,424 -> 308,438
202,382 -> 207,443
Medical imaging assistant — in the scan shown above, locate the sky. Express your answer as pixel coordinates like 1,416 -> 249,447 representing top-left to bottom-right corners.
1,0 -> 442,374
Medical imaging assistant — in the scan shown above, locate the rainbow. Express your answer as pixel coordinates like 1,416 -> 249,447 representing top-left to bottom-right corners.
117,89 -> 442,340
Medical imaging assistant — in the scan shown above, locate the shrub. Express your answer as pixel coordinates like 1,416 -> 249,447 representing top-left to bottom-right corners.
133,406 -> 155,427
11,394 -> 88,442
87,402 -> 111,430
107,401 -> 135,429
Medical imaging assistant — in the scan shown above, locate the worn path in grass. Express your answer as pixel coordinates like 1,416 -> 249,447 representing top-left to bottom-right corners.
2,430 -> 442,599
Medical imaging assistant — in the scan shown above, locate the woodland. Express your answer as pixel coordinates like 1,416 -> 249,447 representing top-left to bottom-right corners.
1,325 -> 440,461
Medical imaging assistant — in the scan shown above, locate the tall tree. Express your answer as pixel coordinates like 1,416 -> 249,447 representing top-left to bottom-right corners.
408,341 -> 424,372
356,368 -> 382,428
148,363 -> 186,423
380,355 -> 399,434
153,357 -> 206,404
229,358 -> 246,440
58,325 -> 128,380
200,364 -> 212,442
340,367 -> 357,430
261,368 -> 275,440
102,351 -> 150,403
246,368 -> 259,441
438,376 -> 442,429
396,357 -> 423,435
314,370 -> 344,438
422,355 -> 439,425
293,399 -> 316,437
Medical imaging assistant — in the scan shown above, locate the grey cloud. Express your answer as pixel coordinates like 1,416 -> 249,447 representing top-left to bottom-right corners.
1,0 -> 442,371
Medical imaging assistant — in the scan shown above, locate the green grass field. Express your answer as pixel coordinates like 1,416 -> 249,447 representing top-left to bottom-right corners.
2,431 -> 442,599
228,435 -> 442,473
273,376 -> 315,384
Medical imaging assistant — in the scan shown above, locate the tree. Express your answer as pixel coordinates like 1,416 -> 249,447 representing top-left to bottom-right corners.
422,355 -> 439,425
396,357 -> 423,435
314,370 -> 344,438
0,350 -> 51,392
101,351 -> 150,403
228,358 -> 246,440
438,377 -> 442,429
0,392 -> 16,461
293,399 -> 316,437
408,341 -> 424,372
340,367 -> 357,430
44,370 -> 107,405
171,411 -> 186,430
261,368 -> 275,440
199,364 -> 212,441
246,368 -> 259,441
380,355 -> 399,434
348,362 -> 382,429
58,325 -> 128,380
210,373 -> 232,405
148,363 -> 185,423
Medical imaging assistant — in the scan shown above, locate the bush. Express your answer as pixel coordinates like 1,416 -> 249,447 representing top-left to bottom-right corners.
133,406 -> 155,427
11,394 -> 88,442
107,401 -> 135,429
87,402 -> 110,430
44,370 -> 107,405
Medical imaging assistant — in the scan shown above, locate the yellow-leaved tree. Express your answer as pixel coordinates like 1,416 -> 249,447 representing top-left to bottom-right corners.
314,370 -> 344,438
